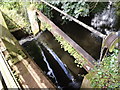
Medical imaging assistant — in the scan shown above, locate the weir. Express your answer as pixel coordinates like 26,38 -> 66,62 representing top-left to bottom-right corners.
36,10 -> 96,72
38,0 -> 119,62
0,1 -> 119,89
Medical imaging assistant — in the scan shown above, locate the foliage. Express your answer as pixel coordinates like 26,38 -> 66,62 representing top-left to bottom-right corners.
60,1 -> 89,20
40,21 -> 52,31
36,1 -> 108,22
89,49 -> 120,88
0,0 -> 22,11
36,2 -> 53,19
114,1 -> 120,16
36,1 -> 89,22
55,35 -> 87,68
0,1 -> 31,34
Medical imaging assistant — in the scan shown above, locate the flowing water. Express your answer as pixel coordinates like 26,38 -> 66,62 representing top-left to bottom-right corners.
91,1 -> 119,34
19,32 -> 82,89
11,2 -> 119,89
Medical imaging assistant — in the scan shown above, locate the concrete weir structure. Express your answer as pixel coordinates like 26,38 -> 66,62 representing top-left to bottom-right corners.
0,11 -> 55,89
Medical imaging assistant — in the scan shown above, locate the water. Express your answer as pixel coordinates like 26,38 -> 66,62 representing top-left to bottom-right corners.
50,2 -> 119,60
11,2 -> 119,89
19,32 -> 82,89
91,1 -> 119,35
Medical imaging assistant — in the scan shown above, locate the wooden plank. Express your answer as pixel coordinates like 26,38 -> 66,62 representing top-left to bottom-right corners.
27,5 -> 39,36
37,10 -> 96,72
0,11 -> 55,88
0,37 -> 55,89
0,50 -> 20,89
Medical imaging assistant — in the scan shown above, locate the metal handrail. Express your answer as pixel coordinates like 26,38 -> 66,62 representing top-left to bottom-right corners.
40,0 -> 106,38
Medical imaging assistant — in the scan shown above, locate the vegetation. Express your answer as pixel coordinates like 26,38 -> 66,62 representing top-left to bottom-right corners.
55,35 -> 87,68
36,1 -> 108,23
37,2 -> 53,19
0,1 -> 31,34
0,1 -> 108,30
115,1 -> 120,16
88,49 -> 120,88
58,1 -> 89,19
37,1 -> 89,18
0,1 -> 119,88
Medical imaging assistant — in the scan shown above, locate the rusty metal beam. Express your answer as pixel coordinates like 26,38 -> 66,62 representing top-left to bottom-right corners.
36,10 -> 96,72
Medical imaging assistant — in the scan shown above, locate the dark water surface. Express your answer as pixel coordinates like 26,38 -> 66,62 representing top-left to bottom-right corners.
13,13 -> 102,89
21,38 -> 83,89
11,2 -> 119,89
52,14 -> 102,60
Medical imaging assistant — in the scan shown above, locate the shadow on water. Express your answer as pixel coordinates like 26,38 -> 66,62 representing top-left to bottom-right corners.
20,35 -> 83,89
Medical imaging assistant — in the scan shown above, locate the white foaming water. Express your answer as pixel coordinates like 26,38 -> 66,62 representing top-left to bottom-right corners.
91,1 -> 116,34
19,31 -> 43,45
39,45 -> 58,83
41,44 -> 75,82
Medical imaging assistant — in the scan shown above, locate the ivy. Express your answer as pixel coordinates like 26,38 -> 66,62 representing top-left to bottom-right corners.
36,2 -> 53,19
89,49 -> 120,88
55,35 -> 87,68
61,1 -> 89,21
40,21 -> 52,31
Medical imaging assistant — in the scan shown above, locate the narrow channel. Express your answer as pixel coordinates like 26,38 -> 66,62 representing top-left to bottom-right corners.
17,31 -> 83,89
10,2 -> 120,89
